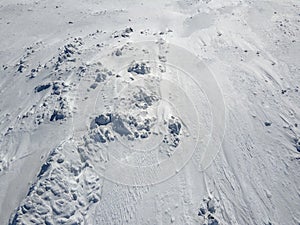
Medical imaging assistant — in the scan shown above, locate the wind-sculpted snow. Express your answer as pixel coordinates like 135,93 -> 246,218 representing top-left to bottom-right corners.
1,0 -> 300,225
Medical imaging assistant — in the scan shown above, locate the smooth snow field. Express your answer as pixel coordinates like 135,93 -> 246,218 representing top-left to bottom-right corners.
0,0 -> 299,225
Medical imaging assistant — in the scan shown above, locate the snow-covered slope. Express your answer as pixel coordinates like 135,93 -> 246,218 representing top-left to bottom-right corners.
0,0 -> 299,224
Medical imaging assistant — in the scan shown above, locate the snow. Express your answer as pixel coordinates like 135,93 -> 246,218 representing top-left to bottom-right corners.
0,0 -> 300,224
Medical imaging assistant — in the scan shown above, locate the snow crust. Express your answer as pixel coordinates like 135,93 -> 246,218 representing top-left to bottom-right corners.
0,0 -> 299,224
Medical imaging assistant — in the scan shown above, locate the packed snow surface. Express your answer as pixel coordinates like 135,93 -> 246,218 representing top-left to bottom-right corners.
0,0 -> 299,224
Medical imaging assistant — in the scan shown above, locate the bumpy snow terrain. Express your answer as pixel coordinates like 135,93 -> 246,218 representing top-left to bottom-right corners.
0,0 -> 299,224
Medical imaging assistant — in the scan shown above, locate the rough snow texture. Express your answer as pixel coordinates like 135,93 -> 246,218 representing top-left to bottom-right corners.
0,0 -> 300,225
